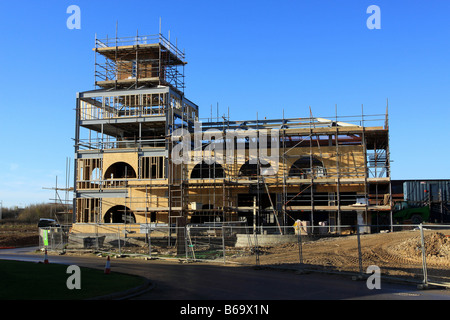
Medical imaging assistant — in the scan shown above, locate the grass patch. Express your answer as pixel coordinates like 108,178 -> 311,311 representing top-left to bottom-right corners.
0,260 -> 147,300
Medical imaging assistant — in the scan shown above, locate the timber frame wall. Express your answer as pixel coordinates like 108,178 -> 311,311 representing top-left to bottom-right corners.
73,33 -> 392,233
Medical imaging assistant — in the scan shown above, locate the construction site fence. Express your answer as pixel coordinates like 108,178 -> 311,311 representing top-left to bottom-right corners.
40,223 -> 450,288
39,226 -> 70,251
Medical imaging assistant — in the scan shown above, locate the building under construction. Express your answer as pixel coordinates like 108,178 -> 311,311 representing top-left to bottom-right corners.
71,32 -> 392,239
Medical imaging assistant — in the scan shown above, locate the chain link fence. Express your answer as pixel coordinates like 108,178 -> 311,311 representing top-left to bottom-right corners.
44,222 -> 450,288
39,226 -> 70,251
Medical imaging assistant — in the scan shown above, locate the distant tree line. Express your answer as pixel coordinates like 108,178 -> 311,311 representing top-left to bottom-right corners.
1,203 -> 69,224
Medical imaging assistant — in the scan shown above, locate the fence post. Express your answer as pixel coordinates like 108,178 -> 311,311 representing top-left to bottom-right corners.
185,226 -> 189,261
95,224 -> 99,251
419,223 -> 428,287
148,225 -> 152,258
222,225 -> 226,265
357,224 -> 363,277
297,224 -> 303,265
117,226 -> 121,255
254,230 -> 260,266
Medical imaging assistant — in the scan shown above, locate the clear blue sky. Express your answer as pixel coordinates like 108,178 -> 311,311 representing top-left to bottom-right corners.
0,0 -> 449,207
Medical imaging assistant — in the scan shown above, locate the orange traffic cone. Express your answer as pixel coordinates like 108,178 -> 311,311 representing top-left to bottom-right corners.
104,256 -> 111,274
44,249 -> 49,264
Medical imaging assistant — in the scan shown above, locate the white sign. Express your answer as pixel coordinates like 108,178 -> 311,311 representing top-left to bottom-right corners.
140,223 -> 168,234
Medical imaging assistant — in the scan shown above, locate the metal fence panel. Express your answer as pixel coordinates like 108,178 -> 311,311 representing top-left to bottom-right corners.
418,225 -> 450,286
39,227 -> 69,251
65,222 -> 450,287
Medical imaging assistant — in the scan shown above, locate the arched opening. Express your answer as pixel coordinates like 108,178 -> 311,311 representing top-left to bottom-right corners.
238,160 -> 272,179
190,161 -> 225,179
103,205 -> 136,223
104,162 -> 136,179
289,156 -> 326,178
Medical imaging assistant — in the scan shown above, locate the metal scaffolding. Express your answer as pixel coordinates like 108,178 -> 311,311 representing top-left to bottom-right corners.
73,33 -> 393,242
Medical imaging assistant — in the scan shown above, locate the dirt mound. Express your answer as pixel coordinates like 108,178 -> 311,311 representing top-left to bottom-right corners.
0,234 -> 39,247
394,232 -> 450,259
0,224 -> 39,248
423,233 -> 450,258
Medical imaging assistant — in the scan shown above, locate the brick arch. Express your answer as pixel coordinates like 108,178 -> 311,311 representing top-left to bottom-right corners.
103,205 -> 136,224
289,156 -> 326,178
104,161 -> 136,179
190,161 -> 225,179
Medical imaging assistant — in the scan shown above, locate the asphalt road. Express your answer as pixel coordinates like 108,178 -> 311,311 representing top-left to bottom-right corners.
1,247 -> 450,302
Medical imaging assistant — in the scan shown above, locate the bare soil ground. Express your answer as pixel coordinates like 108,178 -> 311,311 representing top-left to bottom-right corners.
0,224 -> 39,248
2,224 -> 449,283
227,229 -> 450,282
